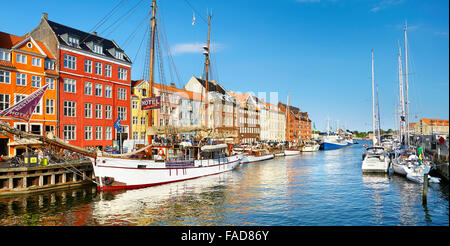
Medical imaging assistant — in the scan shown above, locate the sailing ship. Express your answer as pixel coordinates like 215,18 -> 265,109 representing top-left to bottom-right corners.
90,0 -> 244,191
390,25 -> 439,183
362,50 -> 390,173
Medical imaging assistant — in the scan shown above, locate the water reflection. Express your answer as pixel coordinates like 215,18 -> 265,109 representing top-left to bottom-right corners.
0,142 -> 448,226
0,185 -> 98,225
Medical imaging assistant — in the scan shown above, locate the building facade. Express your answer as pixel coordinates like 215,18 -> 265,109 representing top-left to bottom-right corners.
411,118 -> 449,135
28,13 -> 132,149
0,31 -> 58,156
278,103 -> 300,143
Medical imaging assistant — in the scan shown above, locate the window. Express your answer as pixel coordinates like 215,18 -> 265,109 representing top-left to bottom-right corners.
105,127 -> 112,140
45,99 -> 55,114
140,132 -> 146,140
45,125 -> 55,135
141,88 -> 147,97
63,78 -> 76,93
115,51 -> 124,60
132,116 -> 138,125
95,126 -> 102,140
105,64 -> 112,77
14,94 -> 26,105
132,101 -> 138,109
63,101 -> 76,117
95,104 -> 102,119
46,78 -> 55,89
85,59 -> 92,73
85,82 -> 92,95
0,50 -> 11,61
63,125 -> 76,140
85,126 -> 92,140
84,103 -> 92,118
118,68 -> 127,80
118,88 -> 126,100
45,59 -> 55,70
105,85 -> 112,98
31,76 -> 41,87
0,70 -> 10,83
93,44 -> 103,54
0,94 -> 10,110
63,54 -> 76,70
132,132 -> 138,140
105,105 -> 112,119
32,57 -> 41,67
68,36 -> 79,47
117,106 -> 126,120
95,62 -> 102,75
140,117 -> 146,125
95,83 -> 102,97
16,73 -> 26,86
16,54 -> 27,64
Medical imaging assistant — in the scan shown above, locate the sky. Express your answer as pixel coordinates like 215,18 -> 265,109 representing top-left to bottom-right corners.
1,0 -> 448,132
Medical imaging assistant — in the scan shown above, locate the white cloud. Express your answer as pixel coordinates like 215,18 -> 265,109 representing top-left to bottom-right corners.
171,42 -> 224,55
370,0 -> 404,12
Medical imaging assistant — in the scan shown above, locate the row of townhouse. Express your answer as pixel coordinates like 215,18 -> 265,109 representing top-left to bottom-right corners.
0,13 -> 312,156
1,13 -> 132,156
127,75 -> 311,146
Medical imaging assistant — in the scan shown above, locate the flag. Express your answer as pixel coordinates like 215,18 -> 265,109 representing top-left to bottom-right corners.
113,116 -> 121,132
192,12 -> 196,25
0,84 -> 49,122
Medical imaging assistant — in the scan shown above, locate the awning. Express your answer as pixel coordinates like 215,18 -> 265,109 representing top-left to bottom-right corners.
8,138 -> 43,146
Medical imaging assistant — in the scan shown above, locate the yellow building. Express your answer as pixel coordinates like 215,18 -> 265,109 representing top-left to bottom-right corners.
130,79 -> 154,143
411,118 -> 449,135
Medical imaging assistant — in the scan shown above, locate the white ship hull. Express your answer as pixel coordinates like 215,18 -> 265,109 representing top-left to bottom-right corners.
302,144 -> 320,152
241,154 -> 274,164
92,154 -> 243,191
284,150 -> 301,156
362,156 -> 390,173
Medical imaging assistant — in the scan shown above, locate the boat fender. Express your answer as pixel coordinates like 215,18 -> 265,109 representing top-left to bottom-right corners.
104,177 -> 114,186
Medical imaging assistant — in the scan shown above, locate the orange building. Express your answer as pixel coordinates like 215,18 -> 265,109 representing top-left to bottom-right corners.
0,31 -> 58,157
278,102 -> 300,143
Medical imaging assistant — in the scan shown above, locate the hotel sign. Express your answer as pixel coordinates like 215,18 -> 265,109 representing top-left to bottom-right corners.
141,96 -> 161,110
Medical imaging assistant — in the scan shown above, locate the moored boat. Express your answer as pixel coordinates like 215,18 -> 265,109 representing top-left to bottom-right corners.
284,149 -> 301,156
241,149 -> 274,164
362,146 -> 390,173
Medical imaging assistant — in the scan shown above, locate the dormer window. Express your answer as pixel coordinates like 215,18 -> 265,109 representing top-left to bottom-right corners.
115,51 -> 124,60
93,44 -> 103,54
68,36 -> 79,48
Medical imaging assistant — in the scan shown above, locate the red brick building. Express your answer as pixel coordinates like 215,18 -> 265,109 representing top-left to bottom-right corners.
28,13 -> 132,149
278,103 -> 300,143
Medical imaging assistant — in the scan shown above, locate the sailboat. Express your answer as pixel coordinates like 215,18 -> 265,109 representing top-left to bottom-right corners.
362,50 -> 390,173
390,25 -> 439,183
89,0 -> 243,191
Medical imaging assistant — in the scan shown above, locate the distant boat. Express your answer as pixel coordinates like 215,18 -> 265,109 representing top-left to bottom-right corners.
284,149 -> 301,156
241,149 -> 274,164
301,140 -> 320,152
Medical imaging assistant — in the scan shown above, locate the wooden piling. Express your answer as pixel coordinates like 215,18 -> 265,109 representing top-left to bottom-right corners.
422,173 -> 428,204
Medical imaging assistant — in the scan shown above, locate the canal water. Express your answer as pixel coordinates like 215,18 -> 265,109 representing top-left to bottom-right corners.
0,141 -> 448,226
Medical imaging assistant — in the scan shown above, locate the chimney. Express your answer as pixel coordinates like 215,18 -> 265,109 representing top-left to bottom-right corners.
42,12 -> 48,21
93,31 -> 98,36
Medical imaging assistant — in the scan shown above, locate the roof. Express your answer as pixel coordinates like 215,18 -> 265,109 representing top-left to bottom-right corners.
46,20 -> 131,63
131,79 -> 202,101
420,118 -> 449,126
194,77 -> 227,95
0,31 -> 55,59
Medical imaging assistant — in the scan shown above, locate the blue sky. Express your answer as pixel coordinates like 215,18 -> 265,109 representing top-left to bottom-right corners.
1,0 -> 448,132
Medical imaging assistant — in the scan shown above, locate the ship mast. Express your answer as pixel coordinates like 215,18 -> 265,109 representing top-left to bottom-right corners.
371,49 -> 377,146
404,23 -> 410,147
147,0 -> 157,145
203,14 -> 212,129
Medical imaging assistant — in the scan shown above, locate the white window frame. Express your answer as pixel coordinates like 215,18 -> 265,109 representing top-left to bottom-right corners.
0,70 -> 10,84
32,57 -> 42,67
85,59 -> 92,73
95,83 -> 102,97
105,64 -> 112,77
95,104 -> 102,119
105,105 -> 112,119
31,75 -> 41,88
105,85 -> 112,98
95,126 -> 102,140
84,103 -> 92,118
16,73 -> 26,86
63,100 -> 76,117
16,53 -> 27,64
45,99 -> 55,115
63,125 -> 76,140
63,78 -> 76,93
85,126 -> 92,140
63,54 -> 76,70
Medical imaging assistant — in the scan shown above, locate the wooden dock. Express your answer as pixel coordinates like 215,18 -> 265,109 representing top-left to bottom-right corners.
0,160 -> 95,197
